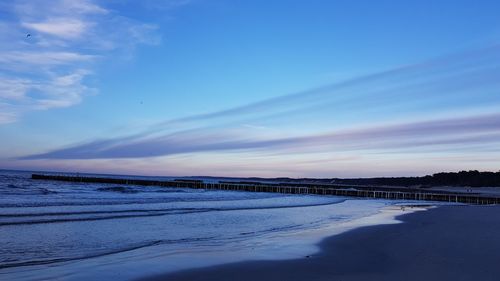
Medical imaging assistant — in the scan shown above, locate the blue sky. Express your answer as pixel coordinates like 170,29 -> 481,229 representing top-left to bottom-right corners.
1,0 -> 500,177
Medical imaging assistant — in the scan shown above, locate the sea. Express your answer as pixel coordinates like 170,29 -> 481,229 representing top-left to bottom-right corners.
0,170 -> 421,280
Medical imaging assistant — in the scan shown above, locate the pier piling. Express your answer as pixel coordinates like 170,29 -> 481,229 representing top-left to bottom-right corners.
30,174 -> 500,205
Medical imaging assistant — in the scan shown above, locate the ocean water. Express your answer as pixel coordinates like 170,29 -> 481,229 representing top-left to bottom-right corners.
0,170 -> 415,280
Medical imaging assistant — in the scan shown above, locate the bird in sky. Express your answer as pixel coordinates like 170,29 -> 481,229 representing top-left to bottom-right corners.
26,33 -> 31,38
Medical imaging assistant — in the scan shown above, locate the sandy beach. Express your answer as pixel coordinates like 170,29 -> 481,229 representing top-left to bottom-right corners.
142,205 -> 500,281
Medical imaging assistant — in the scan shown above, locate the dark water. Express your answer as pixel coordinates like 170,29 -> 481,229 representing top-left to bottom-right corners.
0,170 -> 399,280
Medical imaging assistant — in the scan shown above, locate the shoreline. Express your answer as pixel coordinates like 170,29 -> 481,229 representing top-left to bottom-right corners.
141,204 -> 500,281
0,196 -> 413,281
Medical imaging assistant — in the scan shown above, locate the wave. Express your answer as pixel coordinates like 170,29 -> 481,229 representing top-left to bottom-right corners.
0,193 -> 320,208
97,186 -> 139,194
0,200 -> 344,227
0,199 -> 188,208
0,185 -> 57,195
0,236 -> 215,270
0,208 -> 199,217
94,185 -> 185,194
239,224 -> 304,236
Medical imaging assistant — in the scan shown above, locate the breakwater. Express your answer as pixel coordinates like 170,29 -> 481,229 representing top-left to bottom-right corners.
31,174 -> 500,205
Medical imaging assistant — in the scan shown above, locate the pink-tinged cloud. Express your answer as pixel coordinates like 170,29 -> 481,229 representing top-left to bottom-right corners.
21,113 -> 500,160
15,44 -> 500,163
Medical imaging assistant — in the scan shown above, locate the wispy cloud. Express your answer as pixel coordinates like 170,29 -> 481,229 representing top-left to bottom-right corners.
152,45 -> 500,131
0,51 -> 96,67
22,18 -> 90,39
14,39 -> 500,162
0,0 -> 163,124
22,113 -> 500,160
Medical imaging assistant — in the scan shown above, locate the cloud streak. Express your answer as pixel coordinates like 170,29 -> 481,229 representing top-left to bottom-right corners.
17,43 -> 500,162
22,18 -> 90,39
23,112 -> 500,160
153,45 -> 500,130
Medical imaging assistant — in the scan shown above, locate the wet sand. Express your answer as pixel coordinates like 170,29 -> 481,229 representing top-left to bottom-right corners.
141,205 -> 500,281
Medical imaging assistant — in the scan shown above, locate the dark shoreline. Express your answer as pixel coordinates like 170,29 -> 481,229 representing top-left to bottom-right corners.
141,205 -> 500,281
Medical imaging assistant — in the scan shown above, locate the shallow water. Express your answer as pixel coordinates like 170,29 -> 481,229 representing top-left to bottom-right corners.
0,170 -> 413,280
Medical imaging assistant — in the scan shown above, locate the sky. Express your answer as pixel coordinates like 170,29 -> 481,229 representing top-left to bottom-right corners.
1,0 -> 500,178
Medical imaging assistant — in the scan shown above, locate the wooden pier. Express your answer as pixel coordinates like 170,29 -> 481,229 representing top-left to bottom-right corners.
31,174 -> 500,205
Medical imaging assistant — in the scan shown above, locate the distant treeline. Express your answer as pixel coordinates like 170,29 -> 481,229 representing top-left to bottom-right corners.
332,170 -> 500,188
216,170 -> 500,188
